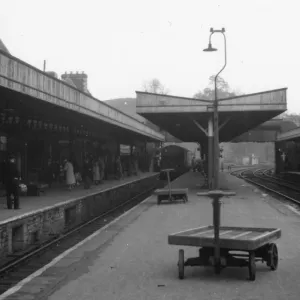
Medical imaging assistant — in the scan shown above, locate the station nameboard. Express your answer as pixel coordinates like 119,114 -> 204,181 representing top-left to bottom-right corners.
120,144 -> 130,155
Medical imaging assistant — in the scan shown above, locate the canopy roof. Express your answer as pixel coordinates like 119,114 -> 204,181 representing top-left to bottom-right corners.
136,88 -> 287,143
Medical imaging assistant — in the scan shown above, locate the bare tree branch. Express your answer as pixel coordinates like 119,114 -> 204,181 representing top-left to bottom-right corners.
142,78 -> 170,95
194,76 -> 237,100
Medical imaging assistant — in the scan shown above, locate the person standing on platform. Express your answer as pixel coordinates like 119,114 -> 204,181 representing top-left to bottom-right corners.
221,161 -> 224,172
59,162 -> 65,184
71,157 -> 81,186
115,156 -> 123,179
99,156 -> 105,182
4,154 -> 21,209
82,157 -> 93,189
45,158 -> 55,188
191,156 -> 196,172
104,154 -> 109,180
201,158 -> 208,186
93,158 -> 100,185
63,158 -> 76,190
71,156 -> 79,185
133,154 -> 138,176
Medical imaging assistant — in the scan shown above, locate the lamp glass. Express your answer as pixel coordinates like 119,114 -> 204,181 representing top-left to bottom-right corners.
203,43 -> 218,52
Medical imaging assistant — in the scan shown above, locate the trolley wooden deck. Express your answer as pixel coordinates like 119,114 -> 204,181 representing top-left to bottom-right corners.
168,226 -> 281,251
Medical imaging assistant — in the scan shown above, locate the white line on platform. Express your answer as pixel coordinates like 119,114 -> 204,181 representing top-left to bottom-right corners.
286,204 -> 300,216
0,194 -> 154,300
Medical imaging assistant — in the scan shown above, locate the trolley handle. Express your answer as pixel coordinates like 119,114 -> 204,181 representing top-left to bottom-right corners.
160,168 -> 175,173
197,190 -> 236,198
160,169 -> 175,200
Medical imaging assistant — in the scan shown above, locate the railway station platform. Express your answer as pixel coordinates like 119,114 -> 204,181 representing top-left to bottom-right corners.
278,171 -> 300,183
0,172 -> 160,271
278,171 -> 300,178
4,171 -> 300,300
284,171 -> 300,175
0,172 -> 156,223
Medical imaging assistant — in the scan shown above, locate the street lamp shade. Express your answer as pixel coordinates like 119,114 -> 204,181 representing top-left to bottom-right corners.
203,43 -> 217,52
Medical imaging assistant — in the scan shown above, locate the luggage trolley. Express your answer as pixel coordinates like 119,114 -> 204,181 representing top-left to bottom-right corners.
168,190 -> 281,281
155,169 -> 188,205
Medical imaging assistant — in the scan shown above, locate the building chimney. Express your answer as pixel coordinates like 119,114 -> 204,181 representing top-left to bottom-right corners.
46,71 -> 58,78
61,71 -> 89,93
0,39 -> 11,54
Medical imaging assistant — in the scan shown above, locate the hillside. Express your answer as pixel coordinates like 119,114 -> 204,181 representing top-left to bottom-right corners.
104,98 -> 137,115
104,98 -> 145,123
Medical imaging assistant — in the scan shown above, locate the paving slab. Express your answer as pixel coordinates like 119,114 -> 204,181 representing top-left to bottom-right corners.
3,171 -> 300,300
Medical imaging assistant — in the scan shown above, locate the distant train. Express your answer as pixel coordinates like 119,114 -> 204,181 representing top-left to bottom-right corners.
158,145 -> 192,181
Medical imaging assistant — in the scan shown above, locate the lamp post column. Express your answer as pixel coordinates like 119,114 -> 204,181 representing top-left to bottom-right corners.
212,78 -> 221,266
208,117 -> 214,189
203,27 -> 227,272
213,79 -> 219,190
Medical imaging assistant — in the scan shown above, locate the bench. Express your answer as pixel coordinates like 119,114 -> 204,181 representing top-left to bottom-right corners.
155,188 -> 188,204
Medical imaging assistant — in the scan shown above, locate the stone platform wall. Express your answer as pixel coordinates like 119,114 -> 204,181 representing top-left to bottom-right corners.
0,174 -> 159,264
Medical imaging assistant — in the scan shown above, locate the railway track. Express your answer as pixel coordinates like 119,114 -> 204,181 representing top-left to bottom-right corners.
0,179 -> 168,296
231,167 -> 300,206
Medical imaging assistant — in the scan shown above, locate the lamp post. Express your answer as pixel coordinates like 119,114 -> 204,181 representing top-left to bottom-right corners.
203,27 -> 227,190
202,28 -> 227,272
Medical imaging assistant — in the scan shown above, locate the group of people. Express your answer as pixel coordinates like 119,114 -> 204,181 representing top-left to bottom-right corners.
45,154 -> 138,191
191,157 -> 208,186
58,156 -> 106,190
0,151 -> 143,210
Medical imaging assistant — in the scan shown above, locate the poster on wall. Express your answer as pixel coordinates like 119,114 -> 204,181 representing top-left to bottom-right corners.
0,136 -> 7,151
120,144 -> 130,156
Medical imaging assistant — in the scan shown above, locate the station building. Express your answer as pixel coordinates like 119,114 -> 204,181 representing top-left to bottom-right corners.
0,48 -> 164,186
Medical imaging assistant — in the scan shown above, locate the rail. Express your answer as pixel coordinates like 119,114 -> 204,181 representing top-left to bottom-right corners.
231,167 -> 300,206
0,172 -> 185,295
0,183 -> 160,295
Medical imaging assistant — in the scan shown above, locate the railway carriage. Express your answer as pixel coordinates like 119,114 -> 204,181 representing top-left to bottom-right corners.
159,145 -> 192,180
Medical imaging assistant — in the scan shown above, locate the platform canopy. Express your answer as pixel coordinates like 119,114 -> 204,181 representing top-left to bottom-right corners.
277,127 -> 300,142
232,119 -> 297,143
0,50 -> 164,142
136,88 -> 287,143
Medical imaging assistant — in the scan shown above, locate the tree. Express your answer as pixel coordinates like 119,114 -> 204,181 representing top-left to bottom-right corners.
194,75 -> 240,100
143,78 -> 170,95
280,112 -> 300,127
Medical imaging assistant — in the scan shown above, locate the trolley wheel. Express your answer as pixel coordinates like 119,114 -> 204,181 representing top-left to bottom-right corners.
214,264 -> 221,275
248,252 -> 256,281
267,243 -> 278,271
178,249 -> 185,279
157,196 -> 161,205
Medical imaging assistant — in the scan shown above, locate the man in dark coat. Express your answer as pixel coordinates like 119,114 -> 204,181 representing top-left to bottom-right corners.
82,157 -> 92,189
4,155 -> 21,209
45,158 -> 55,188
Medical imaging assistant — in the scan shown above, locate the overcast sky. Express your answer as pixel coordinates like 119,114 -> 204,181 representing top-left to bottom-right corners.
0,0 -> 298,112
